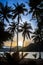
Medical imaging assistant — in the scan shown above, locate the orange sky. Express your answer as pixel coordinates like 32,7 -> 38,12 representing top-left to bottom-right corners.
4,38 -> 32,47
4,33 -> 32,47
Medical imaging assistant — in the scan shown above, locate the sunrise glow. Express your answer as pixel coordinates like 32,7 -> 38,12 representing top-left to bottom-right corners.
18,41 -> 23,47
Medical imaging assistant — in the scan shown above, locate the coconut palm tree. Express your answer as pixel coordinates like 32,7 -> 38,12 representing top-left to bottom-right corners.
27,0 -> 43,38
19,21 -> 32,58
32,28 -> 42,59
20,21 -> 32,47
27,0 -> 43,29
27,0 -> 42,20
27,0 -> 43,59
7,22 -> 17,52
32,29 -> 41,43
12,3 -> 27,51
0,2 -> 12,23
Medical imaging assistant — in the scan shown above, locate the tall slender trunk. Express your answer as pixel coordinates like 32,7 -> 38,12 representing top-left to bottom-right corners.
22,38 -> 24,58
17,14 -> 19,52
17,26 -> 18,52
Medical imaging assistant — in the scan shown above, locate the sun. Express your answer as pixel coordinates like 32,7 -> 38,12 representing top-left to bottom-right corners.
18,41 -> 23,47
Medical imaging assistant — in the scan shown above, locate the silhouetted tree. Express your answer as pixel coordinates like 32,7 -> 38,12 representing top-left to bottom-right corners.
32,28 -> 42,59
12,3 -> 27,51
28,0 -> 42,20
7,22 -> 17,52
28,0 -> 43,59
19,21 -> 32,58
0,2 -> 12,23
20,21 -> 32,47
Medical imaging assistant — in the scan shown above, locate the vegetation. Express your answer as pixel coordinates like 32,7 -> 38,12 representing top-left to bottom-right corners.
28,0 -> 43,59
0,0 -> 43,64
12,3 -> 28,51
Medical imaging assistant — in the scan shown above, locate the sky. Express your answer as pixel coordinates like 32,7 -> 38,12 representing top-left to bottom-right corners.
0,0 -> 37,47
0,0 -> 37,30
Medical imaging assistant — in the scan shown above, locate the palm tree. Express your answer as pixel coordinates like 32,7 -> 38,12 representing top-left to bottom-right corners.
27,0 -> 42,20
32,28 -> 42,59
19,21 -> 32,58
20,21 -> 32,47
32,29 -> 41,43
12,3 -> 27,51
0,2 -> 12,23
7,22 -> 17,52
27,0 -> 43,38
27,0 -> 43,59
28,0 -> 43,30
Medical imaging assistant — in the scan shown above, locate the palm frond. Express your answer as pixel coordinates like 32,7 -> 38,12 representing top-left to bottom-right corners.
13,3 -> 17,7
5,17 -> 9,23
7,14 -> 12,18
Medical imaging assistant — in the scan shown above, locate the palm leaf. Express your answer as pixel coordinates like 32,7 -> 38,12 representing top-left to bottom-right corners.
13,3 -> 17,7
5,17 -> 9,23
7,14 -> 12,18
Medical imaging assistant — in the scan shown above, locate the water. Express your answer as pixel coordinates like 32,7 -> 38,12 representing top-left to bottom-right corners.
19,52 -> 43,59
24,52 -> 43,59
0,52 -> 43,59
0,46 -> 43,59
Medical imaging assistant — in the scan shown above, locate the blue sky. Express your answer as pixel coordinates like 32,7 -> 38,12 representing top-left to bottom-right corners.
0,0 -> 28,5
0,0 -> 37,31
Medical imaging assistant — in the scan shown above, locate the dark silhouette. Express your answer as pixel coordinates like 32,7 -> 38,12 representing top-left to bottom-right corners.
12,3 -> 27,51
4,53 -> 17,65
19,21 -> 32,58
0,2 -> 12,23
0,0 -> 43,64
7,22 -> 17,52
27,0 -> 43,59
0,21 -> 12,48
28,60 -> 37,65
20,21 -> 32,47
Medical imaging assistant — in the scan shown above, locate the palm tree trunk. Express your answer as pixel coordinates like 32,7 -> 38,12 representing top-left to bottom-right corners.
22,38 -> 24,58
17,27 -> 18,52
17,14 -> 19,52
23,39 -> 24,47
